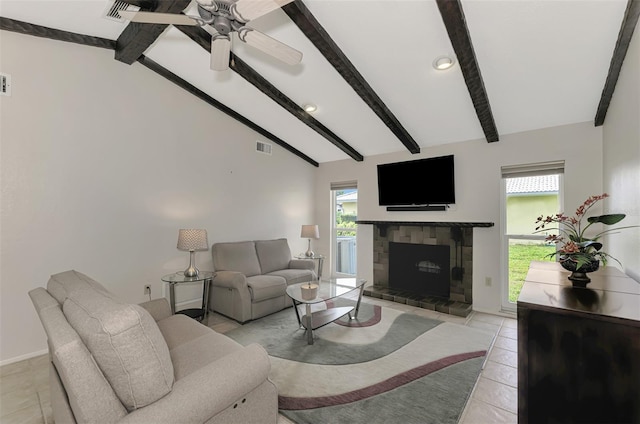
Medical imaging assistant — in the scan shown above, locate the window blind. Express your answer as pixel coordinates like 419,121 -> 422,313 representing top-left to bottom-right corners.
501,160 -> 565,178
330,181 -> 357,191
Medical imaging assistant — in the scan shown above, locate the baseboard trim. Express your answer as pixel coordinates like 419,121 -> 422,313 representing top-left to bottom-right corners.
0,348 -> 48,367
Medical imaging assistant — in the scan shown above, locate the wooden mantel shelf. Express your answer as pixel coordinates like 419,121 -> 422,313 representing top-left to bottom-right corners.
356,220 -> 494,228
356,221 -> 494,237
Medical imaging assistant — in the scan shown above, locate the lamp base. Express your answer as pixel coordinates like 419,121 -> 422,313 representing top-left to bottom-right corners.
184,251 -> 199,277
305,239 -> 314,257
184,266 -> 199,278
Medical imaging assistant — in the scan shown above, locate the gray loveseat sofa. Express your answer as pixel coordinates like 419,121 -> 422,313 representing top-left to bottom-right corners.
29,270 -> 277,424
210,238 -> 316,323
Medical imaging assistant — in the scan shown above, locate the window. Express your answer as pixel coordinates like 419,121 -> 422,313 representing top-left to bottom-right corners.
501,161 -> 564,311
331,181 -> 357,276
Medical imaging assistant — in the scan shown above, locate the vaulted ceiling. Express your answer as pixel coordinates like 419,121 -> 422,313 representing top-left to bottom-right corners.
1,0 -> 638,167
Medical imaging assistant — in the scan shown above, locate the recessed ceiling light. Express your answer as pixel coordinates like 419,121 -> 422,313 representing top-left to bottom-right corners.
302,103 -> 317,113
433,55 -> 455,71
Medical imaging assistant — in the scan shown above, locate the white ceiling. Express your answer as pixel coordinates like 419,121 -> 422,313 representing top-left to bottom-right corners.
0,0 -> 630,164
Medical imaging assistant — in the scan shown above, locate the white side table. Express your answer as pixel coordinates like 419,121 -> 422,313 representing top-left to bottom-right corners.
161,271 -> 214,322
295,254 -> 325,279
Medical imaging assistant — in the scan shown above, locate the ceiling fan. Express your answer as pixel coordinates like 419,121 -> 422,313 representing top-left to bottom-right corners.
119,0 -> 302,71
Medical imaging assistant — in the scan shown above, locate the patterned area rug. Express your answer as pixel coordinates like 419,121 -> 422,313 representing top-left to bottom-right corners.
225,300 -> 495,424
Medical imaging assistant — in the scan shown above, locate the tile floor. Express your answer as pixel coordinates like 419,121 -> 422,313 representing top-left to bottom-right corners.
0,297 -> 517,424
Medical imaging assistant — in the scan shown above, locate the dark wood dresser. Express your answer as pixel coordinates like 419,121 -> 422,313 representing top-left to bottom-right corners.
517,261 -> 640,424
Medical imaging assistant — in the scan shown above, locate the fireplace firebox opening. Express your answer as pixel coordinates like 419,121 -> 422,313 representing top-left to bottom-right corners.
389,242 -> 450,299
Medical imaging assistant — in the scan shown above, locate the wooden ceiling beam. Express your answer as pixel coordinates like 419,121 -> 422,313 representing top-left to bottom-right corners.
137,55 -> 320,167
115,0 -> 192,64
594,0 -> 640,126
282,0 -> 421,154
436,0 -> 499,143
176,25 -> 364,162
0,17 -> 115,50
229,55 -> 364,161
124,0 -> 156,8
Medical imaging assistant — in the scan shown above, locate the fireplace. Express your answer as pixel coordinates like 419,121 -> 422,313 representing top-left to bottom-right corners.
356,220 -> 495,317
389,242 -> 450,298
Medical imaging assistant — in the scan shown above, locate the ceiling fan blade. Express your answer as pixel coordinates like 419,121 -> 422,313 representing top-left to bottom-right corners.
238,27 -> 302,65
195,0 -> 218,12
202,24 -> 219,37
118,10 -> 199,26
232,0 -> 295,22
211,35 -> 231,71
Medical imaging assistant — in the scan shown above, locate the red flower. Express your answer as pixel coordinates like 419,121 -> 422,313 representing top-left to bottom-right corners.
559,241 -> 580,254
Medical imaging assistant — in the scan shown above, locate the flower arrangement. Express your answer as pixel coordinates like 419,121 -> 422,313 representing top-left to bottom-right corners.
534,193 -> 635,270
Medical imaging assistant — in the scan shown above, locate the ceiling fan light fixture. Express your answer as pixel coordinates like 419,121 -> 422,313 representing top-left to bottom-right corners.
433,55 -> 455,70
303,103 -> 317,113
120,0 -> 302,72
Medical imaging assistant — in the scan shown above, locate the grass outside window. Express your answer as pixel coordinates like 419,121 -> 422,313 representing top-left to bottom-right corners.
509,243 -> 556,303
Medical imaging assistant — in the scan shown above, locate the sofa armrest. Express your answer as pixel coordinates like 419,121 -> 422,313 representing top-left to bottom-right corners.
119,343 -> 272,424
211,271 -> 248,290
138,298 -> 172,321
288,259 -> 315,271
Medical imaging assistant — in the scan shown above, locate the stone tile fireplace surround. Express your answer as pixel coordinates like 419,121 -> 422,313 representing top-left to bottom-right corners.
357,221 -> 494,317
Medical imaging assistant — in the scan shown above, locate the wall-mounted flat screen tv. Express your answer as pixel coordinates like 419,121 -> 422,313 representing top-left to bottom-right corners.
377,155 -> 455,206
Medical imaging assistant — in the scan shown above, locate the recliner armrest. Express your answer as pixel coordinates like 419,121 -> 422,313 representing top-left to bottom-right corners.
211,271 -> 248,290
119,343 -> 273,424
138,298 -> 172,321
288,259 -> 315,271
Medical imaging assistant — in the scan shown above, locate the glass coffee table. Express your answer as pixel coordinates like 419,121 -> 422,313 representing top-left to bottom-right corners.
286,278 -> 367,345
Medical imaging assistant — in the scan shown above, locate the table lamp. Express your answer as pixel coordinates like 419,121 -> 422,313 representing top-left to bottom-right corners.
300,225 -> 319,257
177,229 -> 209,277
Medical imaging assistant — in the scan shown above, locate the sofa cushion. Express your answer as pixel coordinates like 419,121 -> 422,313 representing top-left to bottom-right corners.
246,275 -> 287,302
212,241 -> 261,277
156,314 -> 213,350
157,315 -> 243,380
63,288 -> 174,411
255,238 -> 292,274
267,268 -> 315,286
47,270 -> 114,305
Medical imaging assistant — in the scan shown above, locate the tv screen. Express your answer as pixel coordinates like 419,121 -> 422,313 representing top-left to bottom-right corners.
377,155 -> 455,206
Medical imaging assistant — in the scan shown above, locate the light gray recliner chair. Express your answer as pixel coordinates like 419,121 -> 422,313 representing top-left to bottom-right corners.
29,270 -> 278,424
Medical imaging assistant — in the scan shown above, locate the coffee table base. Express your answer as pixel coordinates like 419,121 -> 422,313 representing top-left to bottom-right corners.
288,280 -> 366,345
300,306 -> 354,344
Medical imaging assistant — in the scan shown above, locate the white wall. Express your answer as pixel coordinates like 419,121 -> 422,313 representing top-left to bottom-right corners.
0,31 -> 315,363
602,27 -> 640,281
315,122 -> 603,315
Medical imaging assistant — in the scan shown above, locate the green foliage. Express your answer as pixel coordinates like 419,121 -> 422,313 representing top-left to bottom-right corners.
338,213 -> 357,224
336,212 -> 357,237
587,213 -> 625,225
336,212 -> 357,227
509,244 -> 555,303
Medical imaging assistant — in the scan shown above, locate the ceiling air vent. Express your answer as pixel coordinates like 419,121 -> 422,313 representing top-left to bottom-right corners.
103,0 -> 140,22
256,141 -> 272,155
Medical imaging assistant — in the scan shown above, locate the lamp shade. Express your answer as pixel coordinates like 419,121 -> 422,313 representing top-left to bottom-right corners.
177,229 -> 209,251
300,225 -> 319,239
